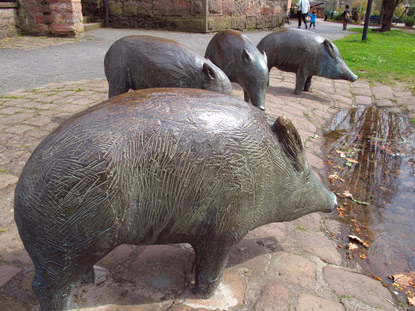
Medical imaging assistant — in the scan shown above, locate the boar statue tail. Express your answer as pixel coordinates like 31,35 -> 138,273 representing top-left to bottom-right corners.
272,116 -> 305,171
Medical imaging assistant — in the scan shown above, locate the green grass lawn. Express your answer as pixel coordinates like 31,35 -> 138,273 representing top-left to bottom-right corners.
333,29 -> 415,93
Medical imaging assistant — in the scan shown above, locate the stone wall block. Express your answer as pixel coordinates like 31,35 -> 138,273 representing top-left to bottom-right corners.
209,0 -> 222,14
191,0 -> 202,14
51,23 -> 73,33
222,0 -> 235,15
50,3 -> 74,14
153,0 -> 191,16
231,15 -> 245,29
124,2 -> 152,17
256,15 -> 277,28
34,14 -> 45,24
245,15 -> 256,29
213,15 -> 231,31
43,13 -> 53,24
25,3 -> 41,14
260,6 -> 274,16
0,6 -> 20,38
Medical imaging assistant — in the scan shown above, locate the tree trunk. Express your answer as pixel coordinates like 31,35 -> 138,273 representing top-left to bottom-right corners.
379,0 -> 395,32
379,0 -> 403,32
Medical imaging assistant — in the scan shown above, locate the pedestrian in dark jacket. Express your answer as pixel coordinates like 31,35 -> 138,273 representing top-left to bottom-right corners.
342,5 -> 350,30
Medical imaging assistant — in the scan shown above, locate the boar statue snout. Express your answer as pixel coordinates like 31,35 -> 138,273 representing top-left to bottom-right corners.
328,191 -> 338,213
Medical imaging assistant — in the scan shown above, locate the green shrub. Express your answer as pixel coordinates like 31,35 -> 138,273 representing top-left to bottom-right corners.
290,7 -> 296,16
334,13 -> 344,21
404,16 -> 415,27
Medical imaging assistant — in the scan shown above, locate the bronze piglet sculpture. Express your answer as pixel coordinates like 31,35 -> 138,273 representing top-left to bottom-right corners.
14,88 -> 336,311
104,35 -> 232,98
205,30 -> 268,110
257,29 -> 357,95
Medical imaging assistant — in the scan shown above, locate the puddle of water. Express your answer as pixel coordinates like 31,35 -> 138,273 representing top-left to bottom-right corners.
324,106 -> 415,306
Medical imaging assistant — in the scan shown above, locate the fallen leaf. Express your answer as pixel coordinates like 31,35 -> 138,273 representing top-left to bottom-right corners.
348,235 -> 370,248
389,272 -> 415,302
346,158 -> 359,164
348,243 -> 358,250
336,150 -> 346,158
409,296 -> 414,306
359,254 -> 366,259
329,172 -> 345,182
342,190 -> 353,198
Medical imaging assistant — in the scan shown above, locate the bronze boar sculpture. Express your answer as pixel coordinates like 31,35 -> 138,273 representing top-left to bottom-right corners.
14,88 -> 336,311
205,30 -> 268,110
257,29 -> 357,95
104,35 -> 233,98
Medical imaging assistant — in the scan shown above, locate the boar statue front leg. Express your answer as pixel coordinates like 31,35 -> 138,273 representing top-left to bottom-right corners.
243,90 -> 250,103
295,70 -> 308,95
192,242 -> 233,298
304,76 -> 313,92
80,266 -> 95,284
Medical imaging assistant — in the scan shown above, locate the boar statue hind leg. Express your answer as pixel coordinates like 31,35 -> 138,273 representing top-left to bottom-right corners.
295,70 -> 313,95
31,263 -> 78,311
30,251 -> 109,311
304,76 -> 313,92
192,241 -> 234,298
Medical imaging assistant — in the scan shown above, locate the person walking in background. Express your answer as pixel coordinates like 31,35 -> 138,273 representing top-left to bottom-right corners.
342,4 -> 351,30
297,0 -> 310,29
308,9 -> 317,29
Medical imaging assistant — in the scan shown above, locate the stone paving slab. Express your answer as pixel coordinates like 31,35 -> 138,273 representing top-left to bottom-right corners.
1,69 -> 413,310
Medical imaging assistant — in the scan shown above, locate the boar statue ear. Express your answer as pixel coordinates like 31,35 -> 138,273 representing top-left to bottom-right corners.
243,48 -> 252,63
203,62 -> 216,80
272,116 -> 306,172
323,39 -> 336,58
262,50 -> 268,64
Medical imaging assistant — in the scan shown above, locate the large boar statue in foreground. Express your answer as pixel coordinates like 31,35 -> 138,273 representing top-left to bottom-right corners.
14,88 -> 336,311
257,29 -> 357,95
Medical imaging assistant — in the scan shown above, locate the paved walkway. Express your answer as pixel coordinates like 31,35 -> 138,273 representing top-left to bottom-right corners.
0,19 -> 359,96
1,36 -> 415,311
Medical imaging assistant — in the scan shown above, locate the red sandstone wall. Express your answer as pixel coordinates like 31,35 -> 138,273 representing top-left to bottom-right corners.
107,0 -> 286,32
18,0 -> 84,37
16,0 -> 285,35
107,0 -> 203,30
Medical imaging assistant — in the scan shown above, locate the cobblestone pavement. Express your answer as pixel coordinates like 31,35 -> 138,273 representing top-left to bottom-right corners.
1,64 -> 415,309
